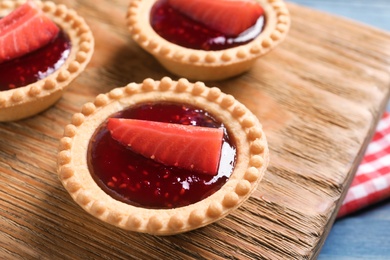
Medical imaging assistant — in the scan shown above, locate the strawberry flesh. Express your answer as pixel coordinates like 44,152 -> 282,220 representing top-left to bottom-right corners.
0,2 -> 70,91
0,1 -> 60,64
150,0 -> 265,50
0,30 -> 70,91
88,102 -> 237,209
107,118 -> 223,175
168,0 -> 264,37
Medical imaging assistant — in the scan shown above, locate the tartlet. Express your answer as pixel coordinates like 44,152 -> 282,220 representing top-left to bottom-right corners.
57,77 -> 269,235
126,0 -> 290,81
0,0 -> 94,122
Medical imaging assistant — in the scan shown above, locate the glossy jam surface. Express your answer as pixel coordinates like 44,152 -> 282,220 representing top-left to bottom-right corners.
0,30 -> 71,91
150,0 -> 265,51
88,102 -> 237,209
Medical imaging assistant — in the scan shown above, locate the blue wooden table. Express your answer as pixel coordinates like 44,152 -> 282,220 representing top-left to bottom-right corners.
289,1 -> 390,259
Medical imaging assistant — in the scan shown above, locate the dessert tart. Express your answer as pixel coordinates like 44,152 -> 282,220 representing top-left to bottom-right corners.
126,0 -> 290,81
57,77 -> 269,235
0,0 -> 94,121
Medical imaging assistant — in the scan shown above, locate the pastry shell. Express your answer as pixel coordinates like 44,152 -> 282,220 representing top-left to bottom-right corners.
126,0 -> 290,81
57,77 -> 269,235
0,0 -> 94,121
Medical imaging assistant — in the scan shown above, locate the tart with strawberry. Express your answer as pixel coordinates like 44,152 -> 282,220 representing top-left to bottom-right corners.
126,0 -> 289,81
57,77 -> 269,235
0,0 -> 94,121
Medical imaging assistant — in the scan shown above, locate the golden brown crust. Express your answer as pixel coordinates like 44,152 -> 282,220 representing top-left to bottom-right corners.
57,77 -> 269,235
0,0 -> 94,121
126,0 -> 290,81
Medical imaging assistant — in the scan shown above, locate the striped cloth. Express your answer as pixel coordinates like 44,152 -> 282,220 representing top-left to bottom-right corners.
337,112 -> 390,218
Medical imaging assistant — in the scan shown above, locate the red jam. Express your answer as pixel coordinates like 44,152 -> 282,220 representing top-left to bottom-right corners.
0,30 -> 71,91
150,0 -> 265,51
88,102 -> 237,209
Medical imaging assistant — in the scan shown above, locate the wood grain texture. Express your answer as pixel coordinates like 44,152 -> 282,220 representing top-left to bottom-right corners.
290,1 -> 390,258
1,0 -> 390,259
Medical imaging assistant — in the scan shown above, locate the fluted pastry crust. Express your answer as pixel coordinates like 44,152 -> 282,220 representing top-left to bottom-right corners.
126,0 -> 290,81
0,0 -> 94,121
57,77 -> 270,235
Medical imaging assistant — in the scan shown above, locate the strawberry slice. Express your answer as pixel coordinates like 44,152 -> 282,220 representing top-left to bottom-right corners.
0,1 -> 59,63
107,118 -> 224,175
168,0 -> 264,37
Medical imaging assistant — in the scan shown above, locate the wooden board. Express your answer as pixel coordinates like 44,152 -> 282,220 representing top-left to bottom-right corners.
1,0 -> 390,259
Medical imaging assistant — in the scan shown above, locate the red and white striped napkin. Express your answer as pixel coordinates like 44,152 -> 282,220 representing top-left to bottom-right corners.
337,112 -> 390,218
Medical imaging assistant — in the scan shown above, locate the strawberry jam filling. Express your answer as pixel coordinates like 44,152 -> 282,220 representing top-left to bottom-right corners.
150,0 -> 265,51
0,30 -> 71,91
88,102 -> 237,209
